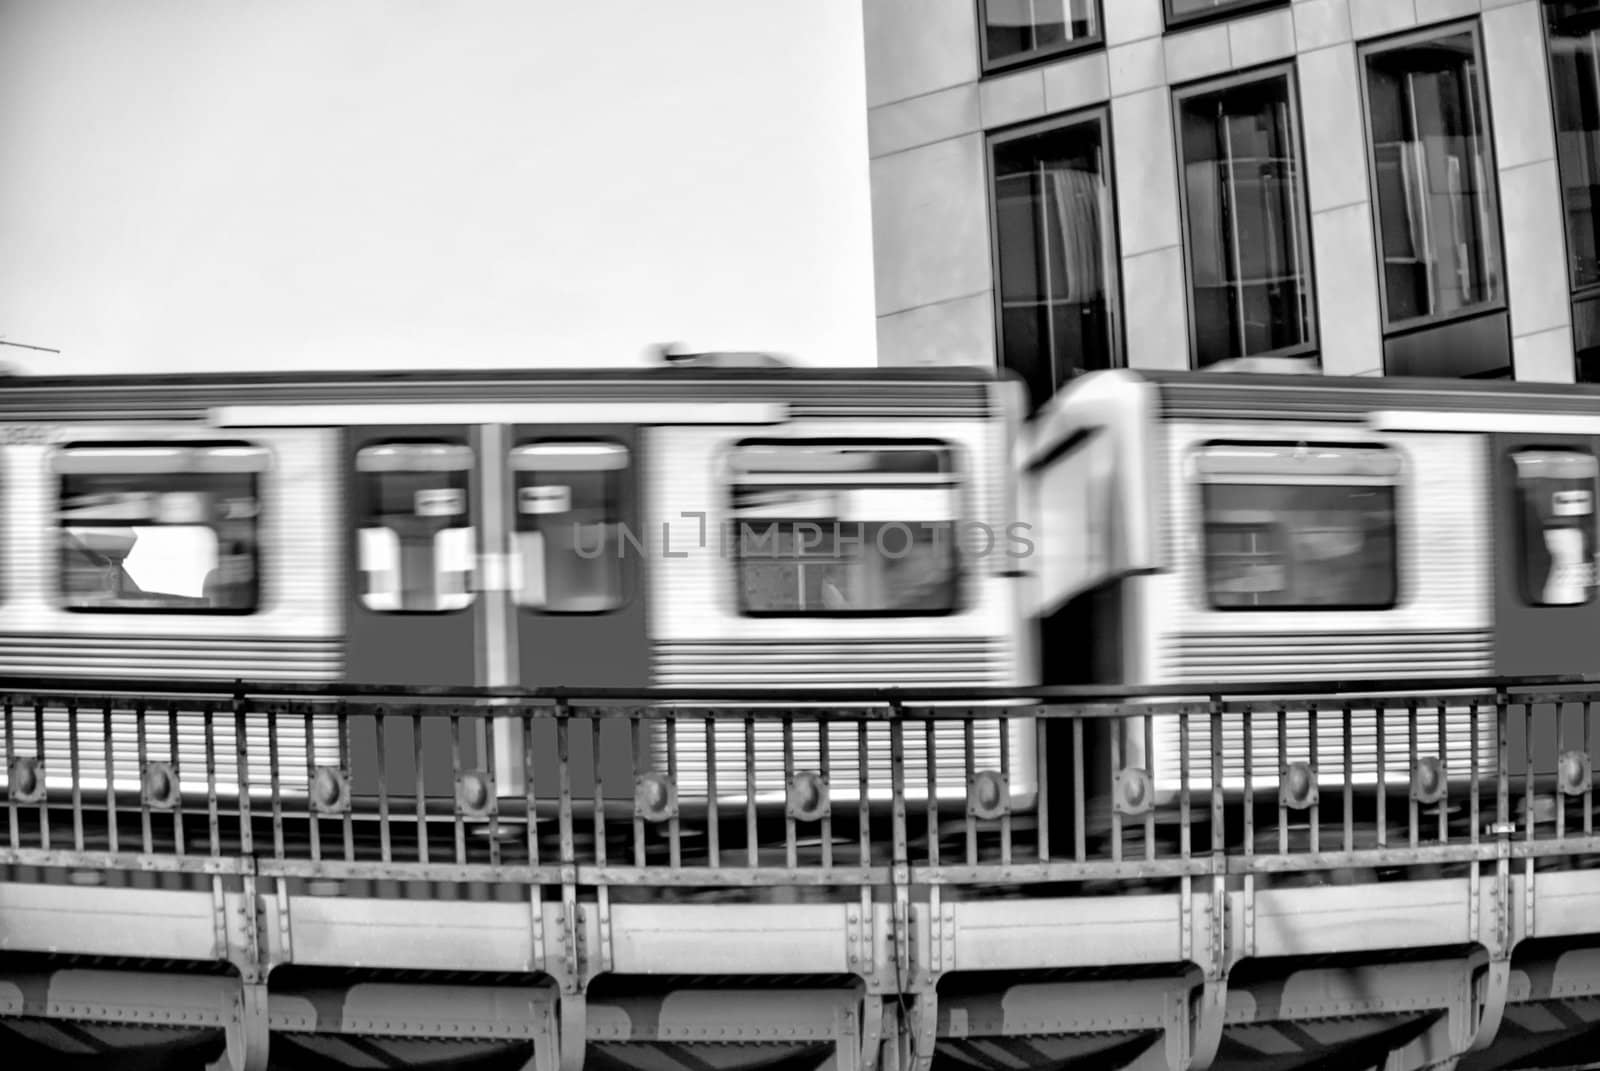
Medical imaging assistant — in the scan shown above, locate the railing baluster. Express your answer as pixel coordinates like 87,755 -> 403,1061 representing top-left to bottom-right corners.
1586,700 -> 1593,838
924,717 -> 937,871
819,714 -> 832,871
375,709 -> 391,866
999,709 -> 1012,866
958,715 -> 975,865
1409,699 -> 1420,851
1307,702 -> 1319,855
592,714 -> 608,872
102,699 -> 117,856
857,719 -> 871,870
233,689 -> 253,859
1110,709 -> 1123,865
745,713 -> 758,869
705,714 -> 720,869
33,699 -> 48,852
1277,701 -> 1288,857
415,706 -> 429,867
1179,705 -> 1191,866
1470,700 -> 1481,850
204,703 -> 220,858
68,698 -> 82,853
632,713 -> 646,869
1342,700 -> 1353,855
485,710 -> 501,866
136,700 -> 151,855
523,708 -> 539,870
1073,715 -> 1085,862
1143,708 -> 1155,861
451,710 -> 466,866
268,704 -> 283,860
1524,700 -> 1536,850
1375,701 -> 1386,851
1242,705 -> 1253,859
168,703 -> 184,858
4,697 -> 17,851
305,705 -> 321,864
1436,700 -> 1448,845
337,702 -> 354,864
1035,710 -> 1049,863
783,714 -> 797,871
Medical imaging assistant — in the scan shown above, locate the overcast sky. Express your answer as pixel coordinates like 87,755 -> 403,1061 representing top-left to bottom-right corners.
0,1 -> 877,376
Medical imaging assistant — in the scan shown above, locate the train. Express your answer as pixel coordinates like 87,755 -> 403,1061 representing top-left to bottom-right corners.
3,355 -> 1599,857
0,353 -> 1034,822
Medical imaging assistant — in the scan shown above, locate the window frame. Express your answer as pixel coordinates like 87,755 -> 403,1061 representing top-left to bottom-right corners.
1171,62 -> 1321,370
54,439 -> 270,617
509,437 -> 634,617
352,438 -> 477,618
986,106 -> 1126,410
1540,2 -> 1600,379
976,0 -> 1107,76
725,438 -> 968,621
1163,0 -> 1290,33
1356,21 -> 1509,337
1192,440 -> 1404,614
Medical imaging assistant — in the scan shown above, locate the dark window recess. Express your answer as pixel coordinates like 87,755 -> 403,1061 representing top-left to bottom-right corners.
1364,30 -> 1503,326
992,115 -> 1120,409
982,0 -> 1099,67
1177,73 -> 1316,367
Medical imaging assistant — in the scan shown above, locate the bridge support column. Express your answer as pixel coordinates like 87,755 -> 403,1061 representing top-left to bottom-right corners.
207,981 -> 269,1071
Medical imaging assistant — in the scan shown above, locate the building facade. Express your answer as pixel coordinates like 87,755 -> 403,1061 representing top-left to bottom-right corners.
863,0 -> 1600,409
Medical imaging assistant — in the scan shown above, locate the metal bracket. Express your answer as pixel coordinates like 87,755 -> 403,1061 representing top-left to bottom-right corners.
1186,979 -> 1228,1071
558,991 -> 588,1071
206,981 -> 269,1071
847,894 -> 875,984
858,996 -> 888,1071
1464,958 -> 1511,1054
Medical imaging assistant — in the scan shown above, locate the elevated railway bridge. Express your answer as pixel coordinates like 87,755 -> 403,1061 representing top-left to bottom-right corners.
4,676 -> 1600,1070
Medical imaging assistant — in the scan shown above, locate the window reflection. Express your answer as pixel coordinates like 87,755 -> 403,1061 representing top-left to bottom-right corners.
1197,444 -> 1399,611
57,444 -> 265,613
1177,74 -> 1315,367
731,444 -> 960,616
982,0 -> 1098,66
1364,31 -> 1502,325
355,442 -> 475,614
511,442 -> 628,614
992,115 -> 1120,410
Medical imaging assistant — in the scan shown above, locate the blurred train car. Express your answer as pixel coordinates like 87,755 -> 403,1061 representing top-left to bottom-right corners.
0,355 -> 1035,820
1025,367 -> 1600,836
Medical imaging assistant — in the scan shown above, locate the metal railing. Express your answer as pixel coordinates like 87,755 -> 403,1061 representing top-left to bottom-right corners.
2,674 -> 1599,896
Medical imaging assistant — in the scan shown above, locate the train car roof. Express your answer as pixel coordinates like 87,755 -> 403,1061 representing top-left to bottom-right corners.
1065,368 -> 1600,422
0,363 -> 1009,422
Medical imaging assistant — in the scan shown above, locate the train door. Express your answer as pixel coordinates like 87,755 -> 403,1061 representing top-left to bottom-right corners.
344,423 -> 650,801
1491,431 -> 1600,678
1491,432 -> 1600,788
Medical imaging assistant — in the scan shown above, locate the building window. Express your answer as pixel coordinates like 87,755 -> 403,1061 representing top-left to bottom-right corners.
990,112 -> 1120,409
1361,27 -> 1503,329
980,0 -> 1101,72
1513,449 -> 1599,606
1195,443 -> 1400,611
56,442 -> 268,613
1546,2 -> 1600,381
1165,0 -> 1289,31
510,442 -> 629,614
729,442 -> 960,617
1175,70 -> 1316,368
354,442 -> 475,614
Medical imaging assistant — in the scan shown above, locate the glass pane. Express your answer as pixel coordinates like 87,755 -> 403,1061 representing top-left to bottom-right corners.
512,441 -> 628,614
1364,32 -> 1502,324
1547,4 -> 1600,291
1178,75 -> 1315,366
984,0 -> 1097,64
731,443 -> 960,616
1168,0 -> 1281,20
992,118 -> 1119,409
1201,483 -> 1397,610
355,442 -> 475,613
60,469 -> 260,612
1514,449 -> 1599,606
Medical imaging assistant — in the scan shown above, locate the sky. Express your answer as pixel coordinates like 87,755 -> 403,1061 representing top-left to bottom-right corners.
0,1 -> 878,376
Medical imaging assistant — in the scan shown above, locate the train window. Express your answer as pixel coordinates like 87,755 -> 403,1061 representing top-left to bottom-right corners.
509,442 -> 628,613
729,442 -> 960,616
55,443 -> 268,613
1195,443 -> 1400,611
1512,450 -> 1598,607
354,442 -> 475,613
